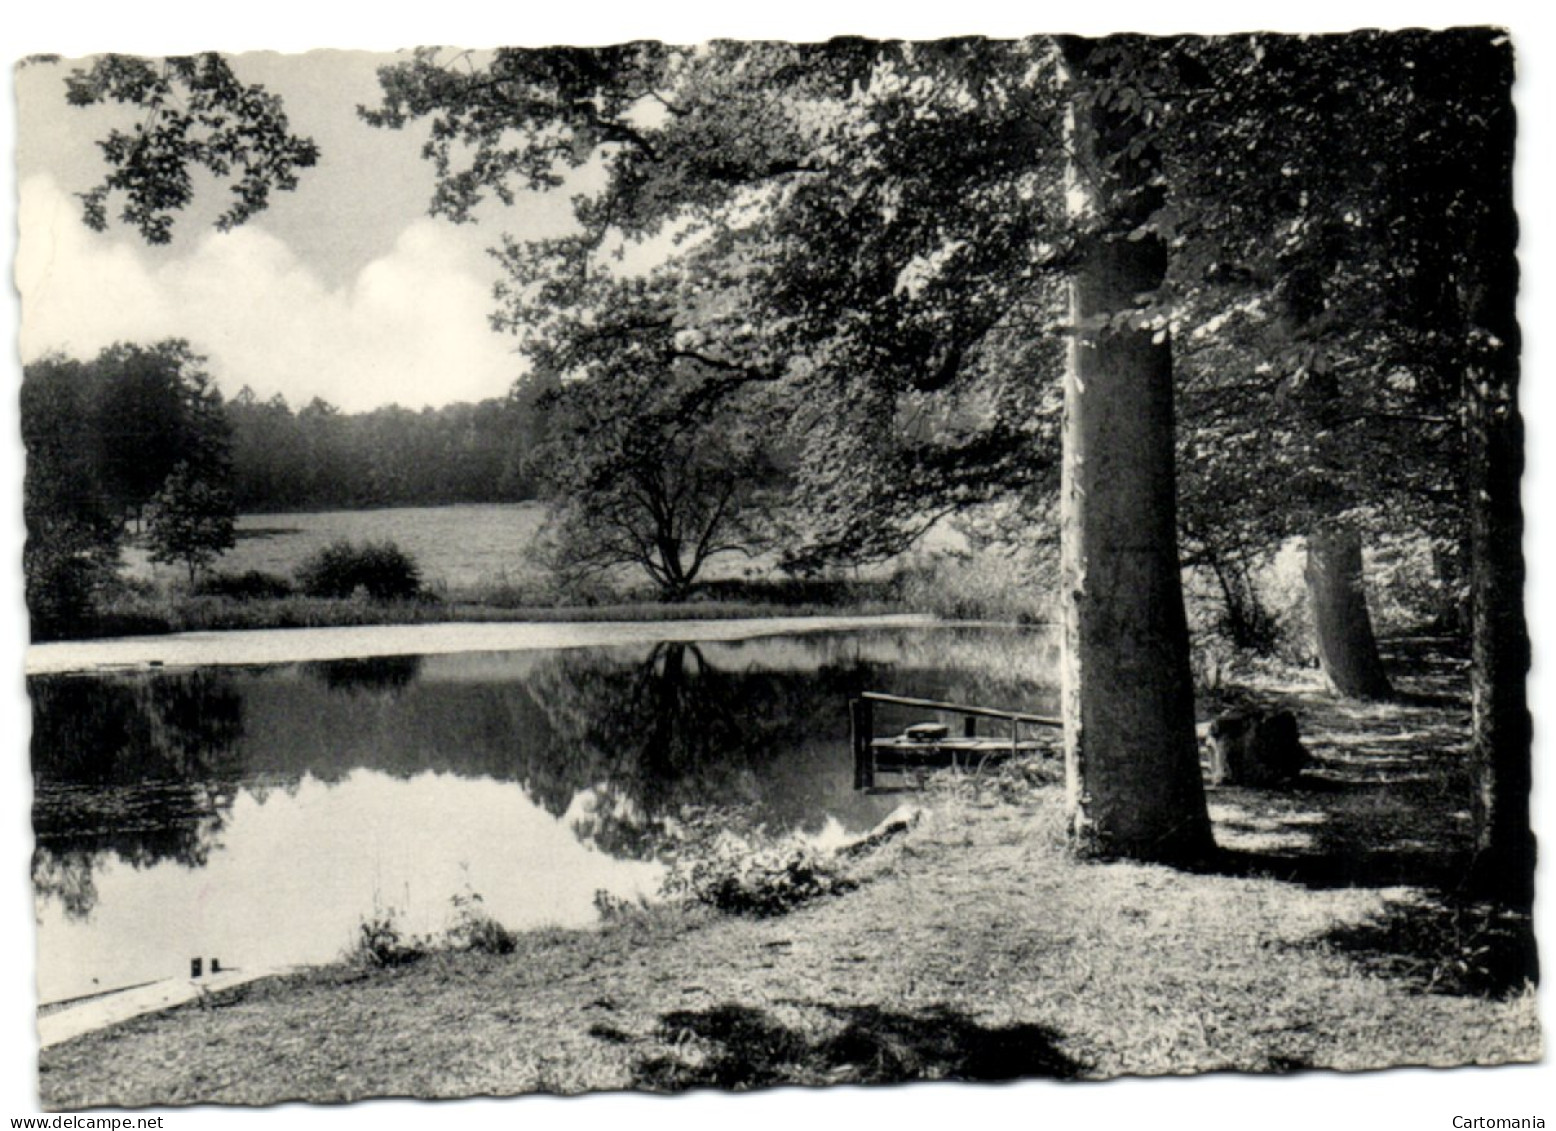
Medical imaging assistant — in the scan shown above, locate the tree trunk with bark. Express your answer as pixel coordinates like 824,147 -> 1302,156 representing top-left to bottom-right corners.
1461,36 -> 1532,909
1304,524 -> 1394,700
1058,38 -> 1215,866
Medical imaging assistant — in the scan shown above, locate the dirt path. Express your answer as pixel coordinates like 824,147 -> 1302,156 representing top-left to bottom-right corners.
24,614 -> 938,675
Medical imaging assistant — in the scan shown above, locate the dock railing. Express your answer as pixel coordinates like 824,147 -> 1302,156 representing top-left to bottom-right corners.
850,691 -> 1061,789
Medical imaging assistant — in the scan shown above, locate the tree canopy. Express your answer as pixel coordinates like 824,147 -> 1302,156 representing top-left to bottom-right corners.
372,40 -> 1072,566
62,52 -> 318,244
37,33 -> 1525,883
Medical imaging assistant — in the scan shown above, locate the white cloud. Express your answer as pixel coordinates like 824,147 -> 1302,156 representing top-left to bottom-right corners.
17,175 -> 523,412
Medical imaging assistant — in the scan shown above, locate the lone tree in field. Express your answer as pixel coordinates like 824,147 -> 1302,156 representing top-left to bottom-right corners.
146,461 -> 237,585
530,361 -> 777,600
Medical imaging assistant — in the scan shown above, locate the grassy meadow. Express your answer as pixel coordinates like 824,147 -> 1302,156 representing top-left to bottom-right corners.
124,503 -> 554,592
87,503 -> 1052,638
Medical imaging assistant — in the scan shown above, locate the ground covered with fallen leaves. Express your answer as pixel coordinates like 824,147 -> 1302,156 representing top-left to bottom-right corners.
38,635 -> 1539,1107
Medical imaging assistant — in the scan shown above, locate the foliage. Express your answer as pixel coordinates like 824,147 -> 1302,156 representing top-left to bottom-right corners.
661,829 -> 856,917
45,36 -> 1523,876
84,588 -> 906,638
192,569 -> 296,600
21,342 -> 237,634
592,889 -> 643,923
1183,558 -> 1284,657
86,340 -> 231,524
347,887 -> 520,965
146,461 -> 238,584
691,575 -> 899,609
348,903 -> 429,968
894,549 -> 1054,625
61,53 -> 317,244
22,341 -> 233,635
225,389 -> 544,512
295,539 -> 423,601
365,32 -> 1507,666
527,368 -> 778,599
445,887 -> 518,955
21,356 -> 124,639
370,41 -> 1069,571
1163,31 -> 1508,640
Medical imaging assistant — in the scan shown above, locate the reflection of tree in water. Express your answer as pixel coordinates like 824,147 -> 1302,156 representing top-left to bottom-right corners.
508,633 -> 1059,860
29,670 -> 246,919
25,631 -> 1060,920
300,654 -> 422,697
525,643 -> 873,858
32,847 -> 99,921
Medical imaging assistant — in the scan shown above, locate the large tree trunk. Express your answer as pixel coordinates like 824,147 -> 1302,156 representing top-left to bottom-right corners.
1461,37 -> 1532,909
1058,38 -> 1214,866
1303,524 -> 1393,700
1466,355 -> 1532,908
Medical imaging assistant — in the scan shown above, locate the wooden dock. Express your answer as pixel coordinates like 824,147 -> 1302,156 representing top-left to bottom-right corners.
851,691 -> 1061,789
37,965 -> 292,1048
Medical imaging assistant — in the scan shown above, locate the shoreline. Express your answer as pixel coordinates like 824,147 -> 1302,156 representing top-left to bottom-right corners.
23,613 -> 946,675
33,639 -> 1542,1106
38,769 -> 1539,1106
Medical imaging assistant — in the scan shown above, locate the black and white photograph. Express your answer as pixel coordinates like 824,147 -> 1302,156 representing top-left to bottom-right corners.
4,4 -> 1552,1124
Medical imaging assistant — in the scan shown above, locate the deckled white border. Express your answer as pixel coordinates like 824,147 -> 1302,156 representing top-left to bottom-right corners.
3,2 -> 1551,1125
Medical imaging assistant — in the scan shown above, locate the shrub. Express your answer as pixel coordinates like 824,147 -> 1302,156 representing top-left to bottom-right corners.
694,576 -> 898,608
445,888 -> 518,955
662,831 -> 855,917
296,539 -> 422,601
193,569 -> 295,600
348,905 -> 428,967
592,889 -> 638,923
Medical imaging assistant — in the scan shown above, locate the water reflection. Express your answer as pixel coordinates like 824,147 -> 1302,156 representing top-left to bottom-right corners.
30,626 -> 1058,1002
34,769 -> 664,1006
31,672 -> 245,922
300,654 -> 423,697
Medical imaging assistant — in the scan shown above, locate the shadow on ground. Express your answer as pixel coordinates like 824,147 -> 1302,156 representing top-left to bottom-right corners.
1207,633 -> 1485,892
1316,896 -> 1539,999
1199,635 -> 1537,1000
628,1001 -> 1087,1090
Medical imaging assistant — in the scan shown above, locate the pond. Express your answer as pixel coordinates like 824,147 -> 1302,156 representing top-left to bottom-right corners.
29,625 -> 1060,1005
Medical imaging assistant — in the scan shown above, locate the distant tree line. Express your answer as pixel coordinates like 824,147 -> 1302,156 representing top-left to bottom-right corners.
225,381 -> 552,512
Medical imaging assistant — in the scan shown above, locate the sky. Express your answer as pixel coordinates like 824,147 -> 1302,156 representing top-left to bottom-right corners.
15,50 -> 588,412
5,2 -> 1556,1128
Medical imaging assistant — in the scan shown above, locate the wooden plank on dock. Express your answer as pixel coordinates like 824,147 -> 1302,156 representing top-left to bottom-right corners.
850,690 -> 1059,790
870,736 -> 1049,770
37,967 -> 291,1048
859,691 -> 1059,728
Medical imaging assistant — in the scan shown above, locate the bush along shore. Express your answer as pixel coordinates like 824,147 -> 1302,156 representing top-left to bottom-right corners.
32,531 -> 1059,643
38,646 -> 1539,1107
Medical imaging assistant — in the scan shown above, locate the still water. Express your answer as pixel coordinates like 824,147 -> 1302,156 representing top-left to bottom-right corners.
30,626 -> 1059,1004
